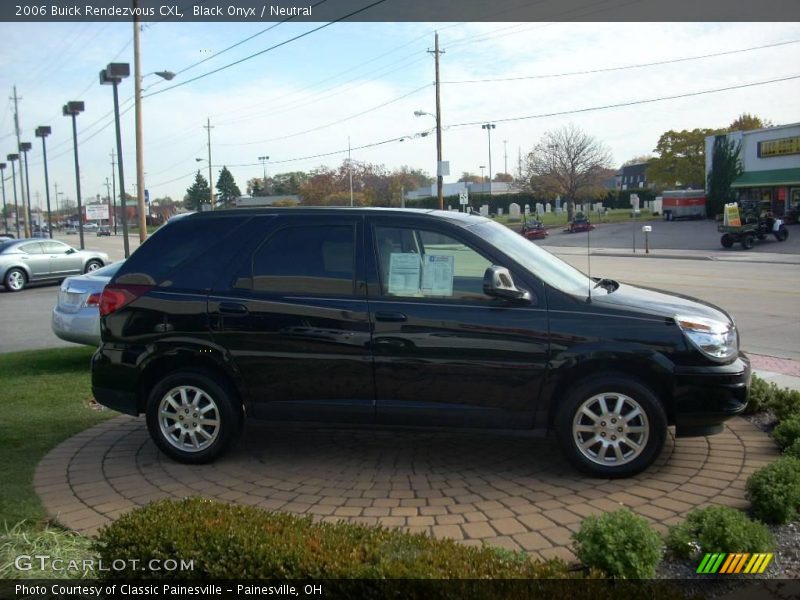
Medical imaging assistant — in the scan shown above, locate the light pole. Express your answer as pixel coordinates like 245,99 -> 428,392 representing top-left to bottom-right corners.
0,163 -> 7,235
62,102 -> 85,248
258,155 -> 269,195
6,154 -> 20,238
100,63 -> 130,257
479,166 -> 486,193
414,109 -> 444,209
35,126 -> 53,238
19,142 -> 33,236
481,123 -> 496,196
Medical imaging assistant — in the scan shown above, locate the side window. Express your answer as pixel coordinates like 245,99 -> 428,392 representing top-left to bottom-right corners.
375,226 -> 492,301
42,241 -> 68,254
243,225 -> 355,296
20,242 -> 43,254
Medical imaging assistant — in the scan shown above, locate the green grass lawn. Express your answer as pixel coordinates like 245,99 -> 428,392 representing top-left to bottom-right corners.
0,347 -> 112,527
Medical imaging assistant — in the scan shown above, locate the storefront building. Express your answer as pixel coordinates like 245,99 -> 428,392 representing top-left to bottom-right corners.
705,122 -> 800,217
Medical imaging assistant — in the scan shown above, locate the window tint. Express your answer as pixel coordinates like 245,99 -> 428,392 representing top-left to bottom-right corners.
244,225 -> 355,295
19,242 -> 43,254
42,241 -> 68,254
375,226 -> 492,301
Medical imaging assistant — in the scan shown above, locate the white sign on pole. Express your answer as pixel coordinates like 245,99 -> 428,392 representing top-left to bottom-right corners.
630,193 -> 640,211
459,190 -> 469,205
84,204 -> 109,221
437,161 -> 450,176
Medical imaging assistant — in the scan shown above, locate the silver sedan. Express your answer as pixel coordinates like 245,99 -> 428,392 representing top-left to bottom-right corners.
51,261 -> 123,346
0,238 -> 109,292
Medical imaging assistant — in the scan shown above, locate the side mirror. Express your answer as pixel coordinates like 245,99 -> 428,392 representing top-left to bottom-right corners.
66,248 -> 76,254
483,266 -> 530,302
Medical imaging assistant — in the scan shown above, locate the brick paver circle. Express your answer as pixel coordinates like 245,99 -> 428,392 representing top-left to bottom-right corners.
34,417 -> 778,562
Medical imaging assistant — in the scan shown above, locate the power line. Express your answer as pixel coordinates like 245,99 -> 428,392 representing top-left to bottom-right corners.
446,74 -> 800,128
144,0 -> 389,99
443,39 -> 800,84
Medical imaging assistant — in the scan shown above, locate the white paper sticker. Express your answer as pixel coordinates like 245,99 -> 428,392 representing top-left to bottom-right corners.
421,254 -> 454,296
388,253 -> 421,295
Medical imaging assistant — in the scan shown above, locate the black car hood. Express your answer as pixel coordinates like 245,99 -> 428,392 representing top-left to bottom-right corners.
590,282 -> 732,324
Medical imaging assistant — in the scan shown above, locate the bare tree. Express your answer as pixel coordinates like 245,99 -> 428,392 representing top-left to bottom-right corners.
521,124 -> 613,220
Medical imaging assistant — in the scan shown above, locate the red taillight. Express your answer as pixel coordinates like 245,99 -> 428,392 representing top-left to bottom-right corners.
85,292 -> 102,307
99,284 -> 152,317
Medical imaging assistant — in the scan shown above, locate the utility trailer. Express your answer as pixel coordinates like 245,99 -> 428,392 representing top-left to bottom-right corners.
662,190 -> 706,221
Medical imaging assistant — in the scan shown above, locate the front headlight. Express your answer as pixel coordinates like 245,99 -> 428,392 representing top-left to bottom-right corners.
675,315 -> 738,361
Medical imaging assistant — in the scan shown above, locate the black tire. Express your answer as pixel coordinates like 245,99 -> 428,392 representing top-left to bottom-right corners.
720,234 -> 733,248
741,234 -> 755,250
84,259 -> 103,274
3,267 -> 26,292
554,374 -> 667,478
775,226 -> 788,242
145,370 -> 243,464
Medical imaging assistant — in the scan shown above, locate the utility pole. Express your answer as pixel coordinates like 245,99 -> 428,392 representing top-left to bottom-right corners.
503,140 -> 508,176
110,150 -> 117,233
204,118 -> 214,209
11,86 -> 30,238
105,177 -> 113,230
54,182 -> 59,223
133,1 -> 148,241
482,123 -> 496,196
348,136 -> 353,207
428,33 -> 445,210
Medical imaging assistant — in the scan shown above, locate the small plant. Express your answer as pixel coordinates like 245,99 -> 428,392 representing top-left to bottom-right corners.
665,506 -> 774,560
773,415 -> 800,450
572,509 -> 663,579
785,439 -> 800,459
770,389 -> 800,421
745,375 -> 776,415
0,521 -> 96,579
746,456 -> 800,524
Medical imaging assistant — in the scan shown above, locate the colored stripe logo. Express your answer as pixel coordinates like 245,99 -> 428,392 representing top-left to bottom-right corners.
696,553 -> 773,574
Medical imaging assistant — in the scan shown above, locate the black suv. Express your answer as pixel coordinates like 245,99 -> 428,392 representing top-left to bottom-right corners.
91,208 -> 750,477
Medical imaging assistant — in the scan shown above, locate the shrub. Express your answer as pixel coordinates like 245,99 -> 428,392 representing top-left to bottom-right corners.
745,375 -> 776,415
746,456 -> 800,524
665,506 -> 774,560
773,416 -> 800,450
770,389 -> 800,421
571,509 -> 663,579
94,498 -> 571,581
785,439 -> 800,459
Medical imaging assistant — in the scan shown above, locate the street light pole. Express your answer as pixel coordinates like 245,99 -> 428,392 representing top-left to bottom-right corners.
480,165 -> 486,193
35,126 -> 53,238
258,155 -> 269,194
6,155 -> 20,238
19,142 -> 33,235
62,101 -> 85,249
101,63 -> 130,257
481,123 -> 496,196
0,163 -> 7,235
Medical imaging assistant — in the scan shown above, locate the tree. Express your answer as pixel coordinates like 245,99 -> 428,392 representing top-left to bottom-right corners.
520,124 -> 613,220
493,172 -> 513,183
622,155 -> 653,167
706,135 -> 742,218
272,171 -> 309,195
216,167 -> 241,209
458,172 -> 483,184
646,128 -> 719,189
728,113 -> 772,132
184,171 -> 210,211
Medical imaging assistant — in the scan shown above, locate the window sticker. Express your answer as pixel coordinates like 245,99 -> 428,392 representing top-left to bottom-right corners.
421,254 -> 454,296
388,253 -> 421,295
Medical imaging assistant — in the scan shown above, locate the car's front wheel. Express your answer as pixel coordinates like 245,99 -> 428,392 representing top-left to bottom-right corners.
84,260 -> 103,273
3,268 -> 26,292
555,374 -> 667,478
145,371 -> 242,464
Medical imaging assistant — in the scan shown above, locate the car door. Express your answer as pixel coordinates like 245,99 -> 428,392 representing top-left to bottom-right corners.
43,241 -> 82,276
17,242 -> 50,280
208,215 -> 374,423
365,215 -> 550,429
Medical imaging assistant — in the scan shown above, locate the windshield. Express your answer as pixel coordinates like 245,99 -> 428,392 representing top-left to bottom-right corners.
471,220 -> 602,297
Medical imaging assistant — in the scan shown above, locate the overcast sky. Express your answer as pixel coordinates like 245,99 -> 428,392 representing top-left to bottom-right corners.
1,20 -> 799,207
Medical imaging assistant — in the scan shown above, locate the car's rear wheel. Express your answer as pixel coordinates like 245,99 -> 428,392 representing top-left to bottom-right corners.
741,234 -> 755,250
145,371 -> 242,464
555,374 -> 667,478
3,268 -> 26,292
84,260 -> 103,273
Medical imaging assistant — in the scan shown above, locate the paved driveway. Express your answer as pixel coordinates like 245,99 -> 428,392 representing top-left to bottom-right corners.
36,416 -> 776,561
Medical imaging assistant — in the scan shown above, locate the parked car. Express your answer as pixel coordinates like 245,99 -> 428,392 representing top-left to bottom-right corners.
563,213 -> 596,233
0,234 -> 14,242
520,218 -> 548,240
91,209 -> 750,477
97,226 -> 111,237
65,227 -> 78,235
52,261 -> 123,346
0,238 -> 109,292
84,223 -> 99,230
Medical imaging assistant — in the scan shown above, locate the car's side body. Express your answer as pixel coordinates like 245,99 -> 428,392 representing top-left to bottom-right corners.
0,239 -> 109,291
52,261 -> 122,345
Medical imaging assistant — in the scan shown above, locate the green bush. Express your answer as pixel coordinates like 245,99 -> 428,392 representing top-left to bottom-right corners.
665,506 -> 774,560
745,375 -> 776,415
571,509 -> 663,579
94,498 -> 570,581
773,416 -> 800,450
746,456 -> 800,524
785,439 -> 800,459
770,389 -> 800,421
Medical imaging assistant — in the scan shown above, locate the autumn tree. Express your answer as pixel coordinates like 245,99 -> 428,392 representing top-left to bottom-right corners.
493,172 -> 514,183
622,155 -> 653,166
184,171 -> 211,211
520,124 -> 613,220
215,166 -> 241,208
458,172 -> 483,184
646,128 -> 720,189
728,113 -> 772,132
